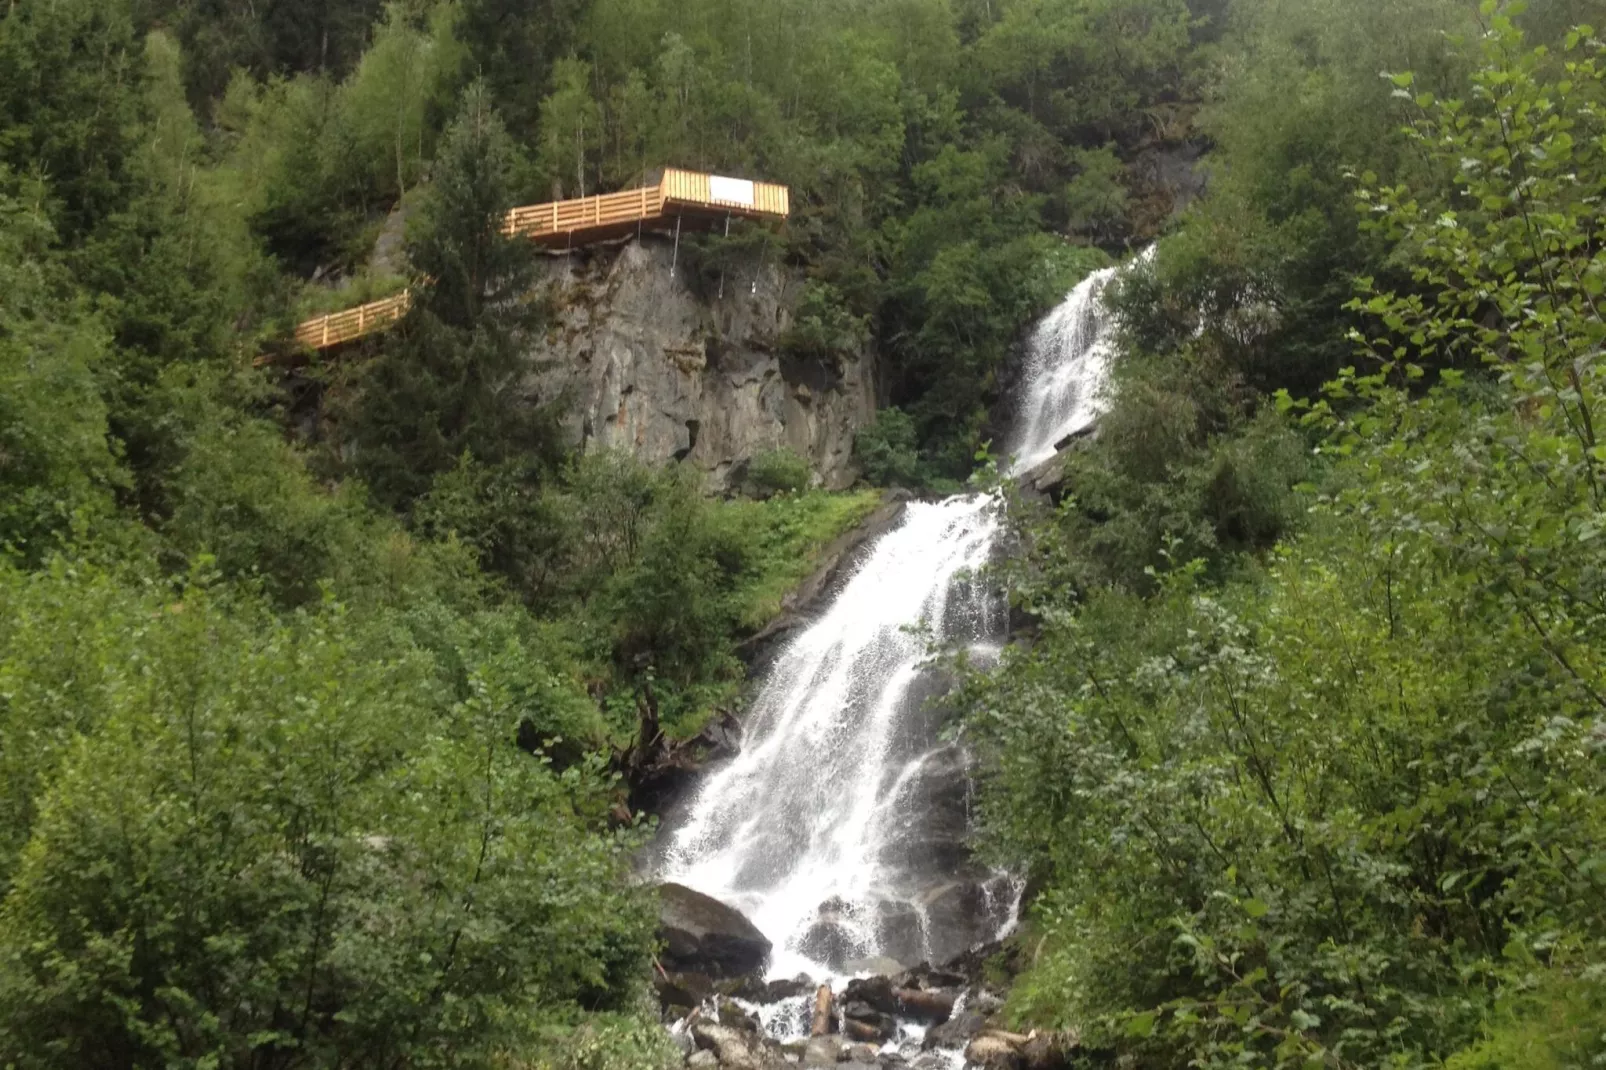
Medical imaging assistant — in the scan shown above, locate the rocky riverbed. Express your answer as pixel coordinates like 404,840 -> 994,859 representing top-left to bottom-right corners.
655,884 -> 1079,1070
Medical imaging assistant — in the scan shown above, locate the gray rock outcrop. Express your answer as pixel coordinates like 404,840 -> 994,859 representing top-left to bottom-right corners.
523,238 -> 877,492
658,882 -> 773,978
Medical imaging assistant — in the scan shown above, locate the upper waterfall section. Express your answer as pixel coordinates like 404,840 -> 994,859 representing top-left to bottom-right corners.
1008,247 -> 1152,474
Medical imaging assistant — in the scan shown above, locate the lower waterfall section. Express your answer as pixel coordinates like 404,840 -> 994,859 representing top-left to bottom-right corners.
662,494 -> 1011,978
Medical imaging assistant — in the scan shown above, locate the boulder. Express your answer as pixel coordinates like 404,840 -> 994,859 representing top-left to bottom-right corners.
843,956 -> 906,978
656,969 -> 715,1012
843,976 -> 899,1017
841,1002 -> 897,1043
922,995 -> 998,1051
801,1035 -> 845,1067
964,1033 -> 1026,1070
687,1050 -> 720,1069
798,918 -> 858,971
658,883 -> 772,979
842,1043 -> 881,1064
1021,1030 -> 1080,1070
691,1021 -> 762,1070
716,998 -> 761,1033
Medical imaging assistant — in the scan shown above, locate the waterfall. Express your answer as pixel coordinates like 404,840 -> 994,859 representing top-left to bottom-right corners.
661,251 -> 1141,979
1010,250 -> 1150,472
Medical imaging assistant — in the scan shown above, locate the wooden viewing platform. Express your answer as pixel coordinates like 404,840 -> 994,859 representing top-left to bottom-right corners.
292,168 -> 788,352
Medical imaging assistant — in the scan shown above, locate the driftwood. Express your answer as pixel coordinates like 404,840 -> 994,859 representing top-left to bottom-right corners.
893,986 -> 956,1023
810,984 -> 835,1036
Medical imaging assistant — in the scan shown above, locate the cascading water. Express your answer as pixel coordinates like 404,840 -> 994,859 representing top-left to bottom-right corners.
1011,250 -> 1150,472
661,251 -> 1143,982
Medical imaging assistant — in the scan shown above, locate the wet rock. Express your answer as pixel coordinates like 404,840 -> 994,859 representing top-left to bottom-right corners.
717,998 -> 762,1033
911,880 -> 991,967
965,1033 -> 1026,1070
844,955 -> 906,978
798,919 -> 857,971
842,1044 -> 881,1065
656,970 -> 715,1012
801,1035 -> 844,1067
658,883 -> 772,979
908,1057 -> 956,1070
1021,1030 -> 1080,1069
796,899 -> 864,971
868,900 -> 927,969
687,1050 -> 720,1069
691,1022 -> 759,1069
841,972 -> 953,1024
841,1001 -> 897,1043
897,965 -> 967,991
762,976 -> 816,1002
843,976 -> 899,1017
922,994 -> 999,1051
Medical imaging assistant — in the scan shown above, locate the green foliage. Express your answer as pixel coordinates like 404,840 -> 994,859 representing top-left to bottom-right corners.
780,281 -> 870,370
967,20 -> 1606,1069
0,560 -> 655,1068
744,448 -> 814,498
0,0 -> 143,240
0,180 -> 125,561
1063,144 -> 1129,241
345,81 -> 559,510
716,487 -> 882,632
854,407 -> 926,488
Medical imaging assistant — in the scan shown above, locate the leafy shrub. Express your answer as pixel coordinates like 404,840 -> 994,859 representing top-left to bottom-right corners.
854,407 -> 924,488
0,561 -> 654,1068
780,281 -> 870,368
744,447 -> 813,498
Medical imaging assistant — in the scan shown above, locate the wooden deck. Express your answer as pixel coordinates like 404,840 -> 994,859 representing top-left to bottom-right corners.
292,168 -> 788,352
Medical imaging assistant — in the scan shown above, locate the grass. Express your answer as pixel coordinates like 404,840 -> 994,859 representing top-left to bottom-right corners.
718,488 -> 884,633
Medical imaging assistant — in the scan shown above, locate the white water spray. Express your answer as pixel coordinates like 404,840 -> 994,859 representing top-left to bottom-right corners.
661,250 -> 1146,979
1010,248 -> 1152,472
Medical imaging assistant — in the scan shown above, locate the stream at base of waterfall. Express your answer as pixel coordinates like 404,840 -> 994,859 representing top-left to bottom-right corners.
655,252 -> 1143,1068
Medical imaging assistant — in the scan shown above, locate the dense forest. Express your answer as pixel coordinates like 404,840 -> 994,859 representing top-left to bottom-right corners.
2,0 -> 1604,1066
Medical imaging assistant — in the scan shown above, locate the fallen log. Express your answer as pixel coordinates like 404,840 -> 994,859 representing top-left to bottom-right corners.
810,984 -> 835,1036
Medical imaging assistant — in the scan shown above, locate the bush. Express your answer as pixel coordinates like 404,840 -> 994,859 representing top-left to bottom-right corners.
744,448 -> 813,498
0,560 -> 655,1068
854,407 -> 924,488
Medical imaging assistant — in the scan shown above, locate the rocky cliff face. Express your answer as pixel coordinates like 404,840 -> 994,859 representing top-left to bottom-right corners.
523,238 -> 877,491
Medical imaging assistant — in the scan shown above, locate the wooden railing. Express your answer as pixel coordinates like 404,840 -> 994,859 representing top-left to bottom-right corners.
294,290 -> 412,350
505,183 -> 663,240
291,168 -> 789,352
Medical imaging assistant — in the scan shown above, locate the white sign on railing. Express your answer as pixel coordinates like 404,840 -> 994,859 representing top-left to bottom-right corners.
709,175 -> 756,207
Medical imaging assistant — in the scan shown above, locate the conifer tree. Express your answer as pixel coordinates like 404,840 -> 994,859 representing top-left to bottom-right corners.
348,81 -> 559,510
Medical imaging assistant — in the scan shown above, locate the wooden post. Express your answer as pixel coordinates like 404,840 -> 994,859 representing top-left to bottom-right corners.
321,316 -> 329,348
358,304 -> 366,336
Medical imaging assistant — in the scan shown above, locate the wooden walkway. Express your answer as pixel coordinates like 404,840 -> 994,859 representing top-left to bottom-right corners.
293,168 -> 788,352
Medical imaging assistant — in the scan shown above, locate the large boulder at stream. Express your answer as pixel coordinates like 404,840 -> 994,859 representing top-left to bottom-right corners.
658,883 -> 772,978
